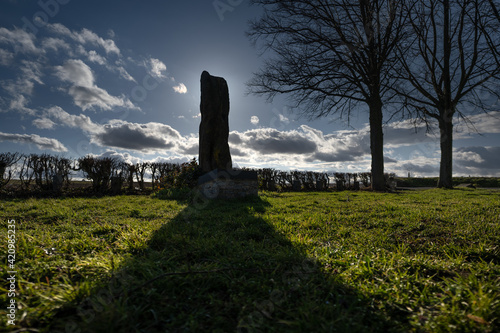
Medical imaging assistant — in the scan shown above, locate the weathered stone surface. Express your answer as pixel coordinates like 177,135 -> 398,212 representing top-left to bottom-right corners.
315,180 -> 326,191
199,71 -> 232,173
197,71 -> 257,199
198,169 -> 258,200
292,180 -> 301,192
52,174 -> 63,192
110,176 -> 123,195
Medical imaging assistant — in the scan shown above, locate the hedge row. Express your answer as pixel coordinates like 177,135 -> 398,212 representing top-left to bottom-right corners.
1,152 -> 398,196
255,168 -> 383,191
0,152 -> 202,195
396,176 -> 500,188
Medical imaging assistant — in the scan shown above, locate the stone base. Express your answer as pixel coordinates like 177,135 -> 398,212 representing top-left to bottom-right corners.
198,169 -> 258,200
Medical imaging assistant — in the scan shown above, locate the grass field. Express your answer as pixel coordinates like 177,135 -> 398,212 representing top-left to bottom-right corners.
1,189 -> 499,332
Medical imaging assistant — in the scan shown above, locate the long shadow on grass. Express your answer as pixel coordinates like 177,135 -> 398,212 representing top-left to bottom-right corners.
51,195 -> 399,333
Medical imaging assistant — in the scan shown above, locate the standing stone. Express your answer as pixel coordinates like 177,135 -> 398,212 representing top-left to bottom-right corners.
353,181 -> 360,191
52,174 -> 64,192
199,71 -> 232,174
110,176 -> 123,195
292,180 -> 301,192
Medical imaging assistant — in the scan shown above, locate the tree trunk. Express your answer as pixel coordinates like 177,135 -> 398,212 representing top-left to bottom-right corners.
437,117 -> 453,188
437,0 -> 453,189
370,100 -> 385,191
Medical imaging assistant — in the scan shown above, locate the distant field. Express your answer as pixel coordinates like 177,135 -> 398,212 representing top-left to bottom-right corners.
3,179 -> 155,191
396,177 -> 500,188
3,176 -> 500,196
1,189 -> 499,332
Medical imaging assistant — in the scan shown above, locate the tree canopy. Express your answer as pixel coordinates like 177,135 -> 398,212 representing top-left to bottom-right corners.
248,0 -> 409,190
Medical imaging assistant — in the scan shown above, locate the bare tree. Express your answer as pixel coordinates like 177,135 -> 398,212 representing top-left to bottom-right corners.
53,156 -> 73,190
19,154 -> 35,191
156,162 -> 180,189
127,163 -> 136,191
247,0 -> 409,190
31,154 -> 54,191
396,0 -> 500,188
134,162 -> 150,191
0,152 -> 21,189
149,162 -> 160,191
487,0 -> 500,23
77,156 -> 120,193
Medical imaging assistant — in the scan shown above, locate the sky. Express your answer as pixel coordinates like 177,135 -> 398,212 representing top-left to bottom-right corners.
1,0 -> 499,177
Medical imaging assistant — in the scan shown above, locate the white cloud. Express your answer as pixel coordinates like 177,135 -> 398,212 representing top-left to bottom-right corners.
380,144 -> 500,177
32,117 -> 56,129
87,50 -> 107,65
388,118 -> 426,130
45,106 -> 102,133
0,27 -> 39,54
76,48 -> 136,83
1,60 -> 44,114
20,60 -> 44,85
94,152 -> 192,167
98,150 -> 143,165
47,24 -> 120,55
92,120 -> 182,152
454,149 -> 485,163
0,48 -> 14,66
36,107 -> 184,153
250,116 -> 259,125
279,114 -> 290,124
222,125 -> 414,172
41,37 -> 72,54
45,23 -> 72,36
459,112 -> 500,134
0,132 -> 67,152
7,95 -> 35,115
0,23 -> 189,117
145,58 -> 167,79
3,60 -> 43,95
54,59 -> 94,86
173,83 -> 187,94
384,113 -> 500,145
454,146 -> 500,176
2,78 -> 35,102
229,127 -> 318,156
150,155 -> 193,165
54,59 -> 138,111
69,86 -> 138,111
225,126 -> 366,169
107,29 -> 116,39
398,157 -> 440,176
177,134 -> 199,155
117,66 -> 136,82
79,29 -> 120,55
